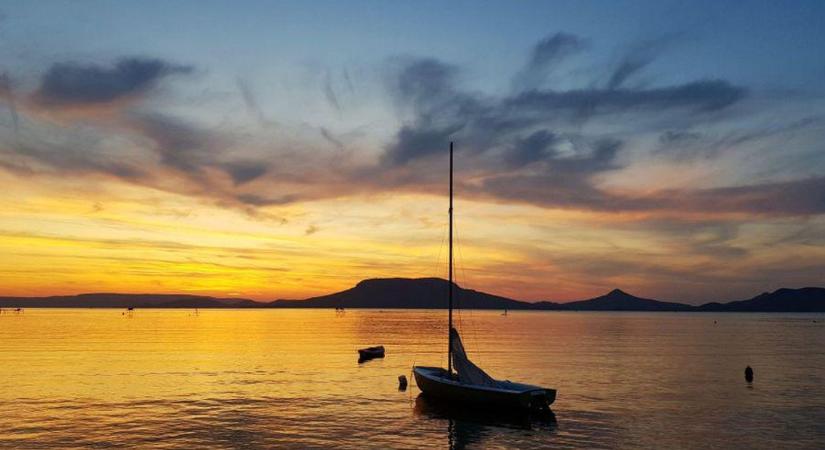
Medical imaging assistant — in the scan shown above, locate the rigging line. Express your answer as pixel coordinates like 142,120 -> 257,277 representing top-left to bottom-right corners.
454,217 -> 464,333
453,219 -> 479,362
451,166 -> 464,336
434,223 -> 447,281
426,206 -> 449,371
454,231 -> 475,373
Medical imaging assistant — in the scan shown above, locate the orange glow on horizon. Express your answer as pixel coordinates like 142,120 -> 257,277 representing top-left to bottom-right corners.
3,169 -> 824,304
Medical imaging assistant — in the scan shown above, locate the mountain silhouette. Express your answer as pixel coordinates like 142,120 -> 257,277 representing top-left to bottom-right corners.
268,278 -> 534,309
697,287 -> 825,312
0,293 -> 258,308
1,279 -> 823,312
558,289 -> 695,311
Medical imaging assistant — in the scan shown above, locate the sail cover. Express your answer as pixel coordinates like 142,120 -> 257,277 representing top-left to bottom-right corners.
450,328 -> 499,387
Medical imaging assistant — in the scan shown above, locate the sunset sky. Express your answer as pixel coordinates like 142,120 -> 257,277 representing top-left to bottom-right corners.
1,1 -> 824,303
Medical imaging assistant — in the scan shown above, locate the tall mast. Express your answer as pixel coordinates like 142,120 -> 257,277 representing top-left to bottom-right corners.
448,141 -> 454,376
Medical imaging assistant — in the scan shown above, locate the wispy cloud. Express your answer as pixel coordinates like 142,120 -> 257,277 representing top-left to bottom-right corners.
33,57 -> 192,107
512,32 -> 588,91
0,72 -> 19,140
1,35 -> 822,223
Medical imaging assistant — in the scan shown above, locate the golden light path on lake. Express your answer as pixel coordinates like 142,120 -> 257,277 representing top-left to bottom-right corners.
1,309 -> 823,448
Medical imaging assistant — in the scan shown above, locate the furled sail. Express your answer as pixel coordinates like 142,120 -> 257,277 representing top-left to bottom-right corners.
450,328 -> 499,386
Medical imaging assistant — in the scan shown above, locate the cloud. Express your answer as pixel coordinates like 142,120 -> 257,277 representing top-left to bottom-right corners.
505,130 -> 560,167
235,193 -> 302,207
0,72 -> 19,139
0,110 -> 148,183
481,138 -> 625,211
323,70 -> 341,112
222,161 -> 268,186
513,32 -> 587,90
236,77 -> 274,126
656,116 -> 824,161
673,176 -> 825,216
33,57 -> 192,107
3,37 -> 821,223
382,123 -> 464,166
484,171 -> 825,216
381,51 -> 746,171
508,79 -> 746,114
659,129 -> 702,144
127,112 -> 218,173
319,127 -> 344,150
606,33 -> 684,90
366,45 -> 821,219
392,57 -> 459,107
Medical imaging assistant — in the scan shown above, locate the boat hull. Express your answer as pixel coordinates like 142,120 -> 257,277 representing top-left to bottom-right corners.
413,366 -> 555,411
358,346 -> 385,362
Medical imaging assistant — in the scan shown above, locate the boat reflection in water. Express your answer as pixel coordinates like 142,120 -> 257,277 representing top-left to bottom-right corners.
413,394 -> 557,450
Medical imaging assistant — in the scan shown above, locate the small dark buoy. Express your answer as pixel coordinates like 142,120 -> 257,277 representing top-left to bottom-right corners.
398,375 -> 408,391
745,365 -> 754,383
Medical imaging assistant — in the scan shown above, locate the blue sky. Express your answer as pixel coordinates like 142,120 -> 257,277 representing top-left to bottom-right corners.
6,1 -> 825,87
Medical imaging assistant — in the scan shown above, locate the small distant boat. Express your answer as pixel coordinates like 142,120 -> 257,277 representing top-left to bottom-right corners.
358,346 -> 385,361
413,142 -> 556,412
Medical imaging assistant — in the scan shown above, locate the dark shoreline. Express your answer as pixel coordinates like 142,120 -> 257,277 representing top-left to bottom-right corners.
2,278 -> 824,312
3,306 -> 825,313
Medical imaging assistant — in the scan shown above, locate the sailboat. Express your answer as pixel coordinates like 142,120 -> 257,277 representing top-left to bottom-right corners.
413,142 -> 556,412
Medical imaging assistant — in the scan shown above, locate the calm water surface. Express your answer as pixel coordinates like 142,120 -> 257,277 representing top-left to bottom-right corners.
1,309 -> 824,449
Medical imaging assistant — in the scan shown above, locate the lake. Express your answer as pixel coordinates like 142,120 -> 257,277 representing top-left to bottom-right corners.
1,309 -> 823,449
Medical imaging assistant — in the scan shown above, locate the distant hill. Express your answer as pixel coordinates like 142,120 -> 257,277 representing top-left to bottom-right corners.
0,293 -> 259,308
268,278 -> 534,309
558,289 -> 695,311
1,280 -> 823,312
698,287 -> 825,312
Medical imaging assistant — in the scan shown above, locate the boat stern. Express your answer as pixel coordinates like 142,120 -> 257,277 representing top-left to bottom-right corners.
519,388 -> 556,411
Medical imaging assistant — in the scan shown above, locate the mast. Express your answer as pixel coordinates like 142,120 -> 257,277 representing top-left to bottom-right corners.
448,141 -> 454,375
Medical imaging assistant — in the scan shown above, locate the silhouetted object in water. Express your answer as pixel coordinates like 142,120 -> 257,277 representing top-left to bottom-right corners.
398,375 -> 408,391
413,143 -> 556,413
745,366 -> 754,383
358,346 -> 385,363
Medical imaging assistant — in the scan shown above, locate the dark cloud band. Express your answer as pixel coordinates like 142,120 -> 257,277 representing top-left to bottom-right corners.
34,57 -> 192,106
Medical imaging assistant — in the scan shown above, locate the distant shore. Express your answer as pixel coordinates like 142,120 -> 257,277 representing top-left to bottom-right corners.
2,278 -> 824,312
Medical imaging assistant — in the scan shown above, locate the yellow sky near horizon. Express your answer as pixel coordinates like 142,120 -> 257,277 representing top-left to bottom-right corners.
4,168 -> 823,304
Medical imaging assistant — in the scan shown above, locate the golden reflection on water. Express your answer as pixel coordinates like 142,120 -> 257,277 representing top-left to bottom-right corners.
1,309 -> 824,449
